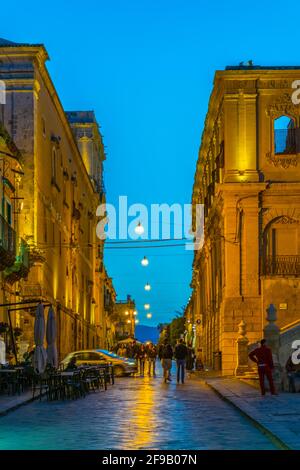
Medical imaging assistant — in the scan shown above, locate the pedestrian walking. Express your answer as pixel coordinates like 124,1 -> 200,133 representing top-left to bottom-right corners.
137,344 -> 147,376
285,355 -> 300,393
186,342 -> 195,376
174,338 -> 188,384
158,343 -> 164,361
248,339 -> 277,396
147,343 -> 157,376
161,340 -> 173,383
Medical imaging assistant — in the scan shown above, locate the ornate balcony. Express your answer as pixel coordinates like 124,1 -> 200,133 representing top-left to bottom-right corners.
0,213 -> 16,271
4,238 -> 30,284
263,255 -> 300,276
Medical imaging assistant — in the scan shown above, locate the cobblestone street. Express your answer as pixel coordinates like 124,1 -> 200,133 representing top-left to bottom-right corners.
0,367 -> 277,450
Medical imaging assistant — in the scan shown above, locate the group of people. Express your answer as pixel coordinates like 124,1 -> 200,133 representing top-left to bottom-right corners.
115,340 -> 158,376
158,338 -> 195,384
114,338 -> 196,382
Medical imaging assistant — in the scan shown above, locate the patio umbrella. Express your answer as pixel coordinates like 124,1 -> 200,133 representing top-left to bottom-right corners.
33,303 -> 47,374
46,306 -> 58,368
0,336 -> 6,365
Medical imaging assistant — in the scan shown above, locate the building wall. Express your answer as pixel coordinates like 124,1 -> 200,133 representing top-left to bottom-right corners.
192,68 -> 300,375
0,44 -> 107,359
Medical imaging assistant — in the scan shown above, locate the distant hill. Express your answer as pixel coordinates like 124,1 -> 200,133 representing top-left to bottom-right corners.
135,324 -> 160,344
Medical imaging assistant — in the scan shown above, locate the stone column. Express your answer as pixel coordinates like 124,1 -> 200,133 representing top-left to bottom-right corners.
235,320 -> 249,376
263,304 -> 283,391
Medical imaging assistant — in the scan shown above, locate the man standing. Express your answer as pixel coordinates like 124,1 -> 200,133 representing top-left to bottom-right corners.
174,338 -> 188,384
249,339 -> 276,396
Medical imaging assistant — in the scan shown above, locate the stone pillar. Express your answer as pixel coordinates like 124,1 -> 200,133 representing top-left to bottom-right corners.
235,320 -> 249,376
263,304 -> 283,391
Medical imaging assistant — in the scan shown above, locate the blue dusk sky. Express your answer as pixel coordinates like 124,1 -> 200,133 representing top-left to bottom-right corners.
2,0 -> 299,327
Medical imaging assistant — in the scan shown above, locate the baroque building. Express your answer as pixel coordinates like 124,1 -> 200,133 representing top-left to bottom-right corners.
191,65 -> 300,375
0,38 -> 109,359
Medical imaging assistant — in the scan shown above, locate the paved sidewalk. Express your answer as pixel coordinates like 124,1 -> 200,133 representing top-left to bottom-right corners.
206,378 -> 300,450
0,391 -> 36,416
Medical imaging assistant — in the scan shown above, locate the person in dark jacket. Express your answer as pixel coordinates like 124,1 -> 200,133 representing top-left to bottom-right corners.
161,341 -> 173,383
174,338 -> 188,384
286,355 -> 300,392
147,343 -> 157,376
137,344 -> 147,376
249,339 -> 276,396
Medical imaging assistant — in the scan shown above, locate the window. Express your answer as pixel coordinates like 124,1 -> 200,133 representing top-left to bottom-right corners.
274,115 -> 296,155
52,147 -> 57,182
41,117 -> 46,137
5,200 -> 12,225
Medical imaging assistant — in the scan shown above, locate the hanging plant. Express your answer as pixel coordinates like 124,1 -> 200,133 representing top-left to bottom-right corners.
0,322 -> 9,334
13,327 -> 23,337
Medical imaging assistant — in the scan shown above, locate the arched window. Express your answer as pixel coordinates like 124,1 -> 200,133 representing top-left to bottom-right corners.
274,115 -> 296,155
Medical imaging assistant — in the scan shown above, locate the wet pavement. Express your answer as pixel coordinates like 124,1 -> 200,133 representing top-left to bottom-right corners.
0,366 -> 277,450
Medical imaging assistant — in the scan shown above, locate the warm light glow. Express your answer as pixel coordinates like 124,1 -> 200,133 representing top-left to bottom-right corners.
125,311 -> 129,316
135,221 -> 145,235
144,283 -> 151,291
141,256 -> 149,266
127,319 -> 131,324
146,313 -> 152,319
135,319 -> 139,324
144,304 -> 150,310
133,311 -> 137,316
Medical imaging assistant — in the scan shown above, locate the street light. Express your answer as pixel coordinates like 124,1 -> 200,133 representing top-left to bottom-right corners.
141,256 -> 149,267
125,310 -> 129,316
146,313 -> 152,319
144,283 -> 151,291
135,222 -> 144,235
133,310 -> 137,316
144,303 -> 150,310
135,319 -> 139,324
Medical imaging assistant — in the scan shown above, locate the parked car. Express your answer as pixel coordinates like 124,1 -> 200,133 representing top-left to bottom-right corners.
61,349 -> 137,377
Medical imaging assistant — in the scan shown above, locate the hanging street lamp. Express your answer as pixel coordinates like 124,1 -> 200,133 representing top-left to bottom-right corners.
141,256 -> 149,267
135,221 -> 145,235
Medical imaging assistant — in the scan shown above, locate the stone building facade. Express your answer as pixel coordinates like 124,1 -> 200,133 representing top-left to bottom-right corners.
191,65 -> 300,375
0,38 -> 109,359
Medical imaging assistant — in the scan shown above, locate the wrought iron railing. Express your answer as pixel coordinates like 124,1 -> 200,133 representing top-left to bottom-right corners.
274,128 -> 300,155
263,255 -> 300,276
0,213 -> 16,255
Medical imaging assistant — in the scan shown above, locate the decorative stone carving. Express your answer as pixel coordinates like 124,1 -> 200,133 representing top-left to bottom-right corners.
259,79 -> 290,89
266,152 -> 299,169
266,93 -> 300,118
274,216 -> 299,225
235,320 -> 250,376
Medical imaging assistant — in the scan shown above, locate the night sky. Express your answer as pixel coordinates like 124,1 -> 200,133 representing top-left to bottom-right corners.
2,0 -> 299,326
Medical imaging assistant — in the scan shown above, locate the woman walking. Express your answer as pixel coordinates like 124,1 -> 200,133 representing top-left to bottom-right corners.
161,340 -> 173,383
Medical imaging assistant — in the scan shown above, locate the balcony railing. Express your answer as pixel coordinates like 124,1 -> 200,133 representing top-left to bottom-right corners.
4,238 -> 30,284
0,213 -> 16,270
263,255 -> 300,276
274,128 -> 300,155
